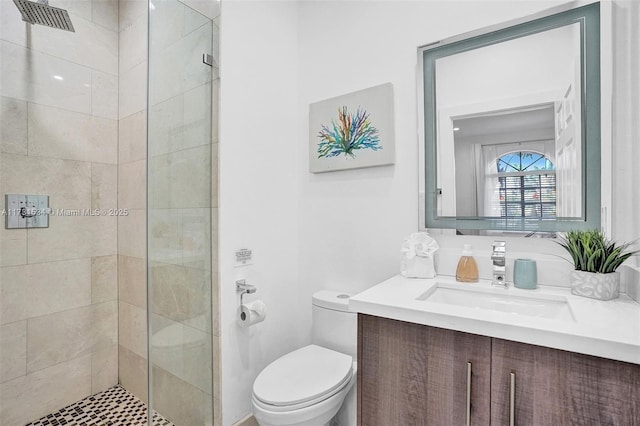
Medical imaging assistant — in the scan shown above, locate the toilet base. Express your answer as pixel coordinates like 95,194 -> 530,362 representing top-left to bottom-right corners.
252,368 -> 356,426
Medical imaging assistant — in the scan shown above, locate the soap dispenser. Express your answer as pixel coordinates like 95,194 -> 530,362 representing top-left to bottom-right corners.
456,244 -> 479,283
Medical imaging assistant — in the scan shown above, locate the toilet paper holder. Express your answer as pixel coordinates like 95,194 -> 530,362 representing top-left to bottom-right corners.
236,279 -> 256,305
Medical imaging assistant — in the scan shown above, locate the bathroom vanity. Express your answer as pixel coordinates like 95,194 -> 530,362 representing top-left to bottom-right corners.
350,275 -> 640,425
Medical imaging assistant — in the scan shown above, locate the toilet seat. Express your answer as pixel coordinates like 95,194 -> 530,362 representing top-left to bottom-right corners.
252,345 -> 353,412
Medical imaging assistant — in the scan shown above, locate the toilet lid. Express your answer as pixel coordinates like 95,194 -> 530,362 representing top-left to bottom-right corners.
253,345 -> 353,407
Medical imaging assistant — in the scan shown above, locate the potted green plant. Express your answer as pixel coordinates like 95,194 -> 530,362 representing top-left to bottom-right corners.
557,229 -> 638,300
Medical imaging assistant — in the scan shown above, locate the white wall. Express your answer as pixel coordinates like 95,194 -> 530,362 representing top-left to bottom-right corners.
219,1 -> 302,424
612,0 -> 640,300
219,0 -> 640,423
296,0 -> 581,298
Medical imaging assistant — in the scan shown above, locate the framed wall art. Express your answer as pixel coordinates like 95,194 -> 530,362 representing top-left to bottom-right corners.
309,83 -> 395,173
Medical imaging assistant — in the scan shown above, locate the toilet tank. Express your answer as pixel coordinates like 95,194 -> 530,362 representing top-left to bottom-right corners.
311,290 -> 357,358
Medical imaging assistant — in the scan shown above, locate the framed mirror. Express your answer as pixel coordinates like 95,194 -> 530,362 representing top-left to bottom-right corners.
421,3 -> 600,234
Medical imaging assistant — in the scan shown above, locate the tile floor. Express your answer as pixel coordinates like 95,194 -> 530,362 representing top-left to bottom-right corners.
24,385 -> 173,426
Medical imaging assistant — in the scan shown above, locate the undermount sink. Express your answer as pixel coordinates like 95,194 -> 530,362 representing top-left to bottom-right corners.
417,282 -> 575,322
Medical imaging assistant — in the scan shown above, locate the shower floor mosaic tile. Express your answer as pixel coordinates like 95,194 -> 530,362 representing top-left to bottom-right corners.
25,385 -> 174,426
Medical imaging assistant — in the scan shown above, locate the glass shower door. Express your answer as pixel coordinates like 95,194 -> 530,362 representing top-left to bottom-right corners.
147,1 -> 215,424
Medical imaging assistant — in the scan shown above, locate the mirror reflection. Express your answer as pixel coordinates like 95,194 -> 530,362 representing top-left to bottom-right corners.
432,21 -> 589,226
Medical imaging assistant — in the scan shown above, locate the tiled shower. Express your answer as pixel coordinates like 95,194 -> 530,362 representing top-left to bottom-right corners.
0,0 -> 220,424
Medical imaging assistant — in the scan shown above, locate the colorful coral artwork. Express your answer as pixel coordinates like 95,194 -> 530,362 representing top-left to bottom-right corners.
317,106 -> 382,159
309,83 -> 395,173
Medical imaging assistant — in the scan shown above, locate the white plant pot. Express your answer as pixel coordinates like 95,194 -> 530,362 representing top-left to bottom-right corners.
570,270 -> 620,301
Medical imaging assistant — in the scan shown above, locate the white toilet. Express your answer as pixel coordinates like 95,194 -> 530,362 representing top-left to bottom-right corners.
252,290 -> 357,426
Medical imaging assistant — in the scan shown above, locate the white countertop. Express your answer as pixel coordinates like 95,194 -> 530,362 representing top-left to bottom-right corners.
349,275 -> 640,364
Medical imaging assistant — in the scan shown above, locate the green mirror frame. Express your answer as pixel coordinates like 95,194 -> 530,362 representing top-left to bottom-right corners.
422,2 -> 601,233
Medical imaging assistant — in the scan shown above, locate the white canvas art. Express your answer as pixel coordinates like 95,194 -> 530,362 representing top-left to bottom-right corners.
309,83 -> 395,173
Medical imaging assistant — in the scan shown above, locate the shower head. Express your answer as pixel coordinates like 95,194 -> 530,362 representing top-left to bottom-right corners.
13,0 -> 75,32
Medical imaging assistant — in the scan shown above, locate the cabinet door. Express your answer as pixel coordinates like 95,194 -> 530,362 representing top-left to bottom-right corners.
491,338 -> 640,425
358,314 -> 491,426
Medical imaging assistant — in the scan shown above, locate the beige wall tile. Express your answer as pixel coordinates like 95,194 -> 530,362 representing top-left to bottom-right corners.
148,93 -> 184,157
28,259 -> 92,320
119,0 -> 147,33
182,208 -> 211,270
27,308 -> 88,373
119,61 -> 148,119
92,0 -> 119,31
149,23 -> 212,106
2,5 -> 117,74
150,263 -> 210,330
148,83 -> 211,156
118,344 -> 148,402
92,163 -> 118,210
28,215 -> 117,263
27,218 -> 86,262
91,344 -> 118,394
90,216 -> 118,256
0,266 -> 27,325
149,314 -> 184,381
118,208 -> 146,258
0,355 -> 91,426
151,364 -> 212,426
0,259 -> 91,325
119,301 -> 147,358
172,145 -> 211,209
181,325 -> 212,394
92,70 -> 118,119
150,145 -> 211,210
27,301 -> 117,374
118,255 -> 146,309
1,153 -> 92,211
119,110 -> 147,164
118,160 -> 146,210
0,320 -> 27,383
28,103 -> 117,164
0,233 -> 27,267
119,11 -> 147,75
149,315 -> 212,394
92,255 -> 117,304
91,301 -> 119,352
1,96 -> 27,155
148,155 -> 171,209
179,0 -> 220,20
1,41 -> 92,114
150,0 -> 188,52
148,211 -> 183,266
183,3 -> 210,34
183,82 -> 212,150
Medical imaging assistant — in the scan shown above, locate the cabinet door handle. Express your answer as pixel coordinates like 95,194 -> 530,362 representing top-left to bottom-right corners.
509,372 -> 516,426
466,362 -> 472,426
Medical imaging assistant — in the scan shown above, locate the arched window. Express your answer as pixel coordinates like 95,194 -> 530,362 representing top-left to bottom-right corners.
497,151 -> 556,218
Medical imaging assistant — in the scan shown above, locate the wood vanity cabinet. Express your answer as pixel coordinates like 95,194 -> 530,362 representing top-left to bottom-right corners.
357,314 -> 491,426
357,314 -> 640,426
491,338 -> 640,425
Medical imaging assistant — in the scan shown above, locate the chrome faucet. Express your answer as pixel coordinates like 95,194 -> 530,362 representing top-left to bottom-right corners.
491,241 -> 507,288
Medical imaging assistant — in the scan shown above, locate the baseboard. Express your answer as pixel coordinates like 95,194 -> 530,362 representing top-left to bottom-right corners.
232,414 -> 259,426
